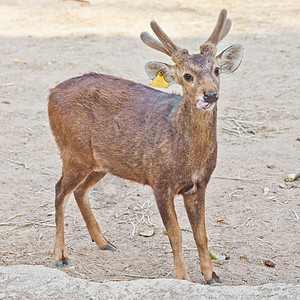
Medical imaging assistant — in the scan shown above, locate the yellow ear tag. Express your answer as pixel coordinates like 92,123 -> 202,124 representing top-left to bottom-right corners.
152,71 -> 168,88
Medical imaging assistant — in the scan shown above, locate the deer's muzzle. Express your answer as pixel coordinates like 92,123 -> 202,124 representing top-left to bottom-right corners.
203,91 -> 219,103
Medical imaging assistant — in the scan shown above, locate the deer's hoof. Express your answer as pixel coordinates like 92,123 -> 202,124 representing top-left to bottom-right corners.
102,242 -> 117,251
206,272 -> 223,284
213,276 -> 223,283
55,258 -> 72,268
206,279 -> 217,284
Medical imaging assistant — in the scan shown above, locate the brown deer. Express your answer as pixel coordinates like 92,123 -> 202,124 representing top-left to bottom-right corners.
48,9 -> 243,284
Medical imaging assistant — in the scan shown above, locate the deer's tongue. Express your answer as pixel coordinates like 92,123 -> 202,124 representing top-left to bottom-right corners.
197,99 -> 211,110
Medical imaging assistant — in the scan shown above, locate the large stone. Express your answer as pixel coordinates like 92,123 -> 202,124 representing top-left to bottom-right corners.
0,265 -> 299,299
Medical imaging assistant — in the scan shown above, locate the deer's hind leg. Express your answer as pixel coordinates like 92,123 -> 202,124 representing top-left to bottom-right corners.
73,171 -> 117,251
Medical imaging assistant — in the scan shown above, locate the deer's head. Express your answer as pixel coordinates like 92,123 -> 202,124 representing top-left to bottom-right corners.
141,9 -> 243,111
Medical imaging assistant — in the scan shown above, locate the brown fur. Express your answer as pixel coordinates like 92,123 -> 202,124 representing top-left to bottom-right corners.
48,68 -> 218,281
48,10 -> 242,284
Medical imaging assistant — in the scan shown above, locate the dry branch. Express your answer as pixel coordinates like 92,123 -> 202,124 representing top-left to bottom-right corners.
125,200 -> 154,237
220,115 -> 268,137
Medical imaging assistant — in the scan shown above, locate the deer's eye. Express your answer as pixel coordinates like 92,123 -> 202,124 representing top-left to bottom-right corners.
183,73 -> 193,82
214,67 -> 221,76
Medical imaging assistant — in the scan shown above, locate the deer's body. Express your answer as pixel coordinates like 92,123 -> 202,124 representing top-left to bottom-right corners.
49,72 -> 216,191
48,9 -> 243,284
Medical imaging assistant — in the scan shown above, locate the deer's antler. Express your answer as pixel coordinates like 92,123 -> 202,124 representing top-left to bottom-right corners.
206,9 -> 231,45
140,21 -> 181,56
141,9 -> 232,56
140,31 -> 170,56
150,21 -> 181,55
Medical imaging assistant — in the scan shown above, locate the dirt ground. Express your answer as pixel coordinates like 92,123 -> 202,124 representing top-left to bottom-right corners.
0,0 -> 299,288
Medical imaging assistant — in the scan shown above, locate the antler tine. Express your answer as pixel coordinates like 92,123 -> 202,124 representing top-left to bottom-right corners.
140,31 -> 171,56
150,21 -> 181,56
206,9 -> 228,45
219,18 -> 232,42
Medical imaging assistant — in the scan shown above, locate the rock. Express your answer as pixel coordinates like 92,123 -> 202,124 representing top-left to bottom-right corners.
264,260 -> 276,268
0,265 -> 299,299
266,164 -> 275,169
263,187 -> 270,195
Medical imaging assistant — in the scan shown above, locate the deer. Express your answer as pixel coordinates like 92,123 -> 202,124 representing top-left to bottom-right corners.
48,9 -> 243,284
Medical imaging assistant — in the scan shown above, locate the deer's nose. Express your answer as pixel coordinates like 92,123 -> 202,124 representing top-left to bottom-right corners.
203,91 -> 219,103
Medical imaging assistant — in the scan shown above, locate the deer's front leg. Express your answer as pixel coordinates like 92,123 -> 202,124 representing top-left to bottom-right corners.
183,187 -> 222,284
154,188 -> 190,281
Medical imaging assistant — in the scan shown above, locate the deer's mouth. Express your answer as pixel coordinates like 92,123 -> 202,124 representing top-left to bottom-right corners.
196,99 -> 215,111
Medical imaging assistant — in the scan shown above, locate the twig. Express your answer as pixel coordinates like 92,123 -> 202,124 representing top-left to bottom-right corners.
223,119 -> 243,137
120,187 -> 143,199
212,176 -> 258,182
95,264 -> 113,274
63,0 -> 90,4
221,190 -> 240,201
22,222 -> 56,228
226,106 -> 248,111
0,218 -> 56,228
229,117 -> 248,134
128,200 -> 155,237
237,120 -> 265,125
221,127 -> 240,135
237,217 -> 251,228
277,126 -> 294,132
103,278 -> 126,282
213,240 -> 248,243
146,215 -> 154,227
35,187 -> 55,195
9,159 -> 28,169
257,238 -> 280,248
40,171 -> 54,176
181,228 -> 192,233
123,273 -> 158,279
4,213 -> 23,223
129,218 -> 137,238
83,266 -> 95,275
37,229 -> 43,241
0,83 -> 13,87
292,209 -> 299,220
212,223 -> 233,228
0,250 -> 15,254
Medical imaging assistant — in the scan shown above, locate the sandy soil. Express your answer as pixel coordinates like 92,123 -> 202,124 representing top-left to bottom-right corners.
0,0 -> 299,287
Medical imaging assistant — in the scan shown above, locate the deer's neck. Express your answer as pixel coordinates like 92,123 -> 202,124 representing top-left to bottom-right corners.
174,96 -> 217,151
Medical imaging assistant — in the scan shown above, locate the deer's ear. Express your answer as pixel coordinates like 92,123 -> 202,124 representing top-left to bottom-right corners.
144,61 -> 176,85
217,44 -> 244,74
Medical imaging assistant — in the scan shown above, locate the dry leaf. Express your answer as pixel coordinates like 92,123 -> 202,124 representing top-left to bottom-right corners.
139,228 -> 155,237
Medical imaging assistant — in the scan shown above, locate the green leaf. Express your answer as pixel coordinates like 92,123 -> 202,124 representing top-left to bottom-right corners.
209,251 -> 226,261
